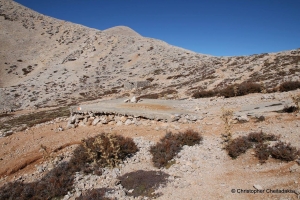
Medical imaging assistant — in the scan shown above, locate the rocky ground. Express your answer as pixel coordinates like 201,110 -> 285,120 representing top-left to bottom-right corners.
1,1 -> 300,199
0,91 -> 299,200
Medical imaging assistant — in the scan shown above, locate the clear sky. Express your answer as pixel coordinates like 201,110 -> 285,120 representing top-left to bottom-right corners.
15,0 -> 300,56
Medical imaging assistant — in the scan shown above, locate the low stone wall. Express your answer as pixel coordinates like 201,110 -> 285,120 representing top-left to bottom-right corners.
66,111 -> 199,129
124,81 -> 150,90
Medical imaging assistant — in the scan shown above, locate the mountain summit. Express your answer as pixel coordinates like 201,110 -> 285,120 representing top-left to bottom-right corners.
103,26 -> 141,37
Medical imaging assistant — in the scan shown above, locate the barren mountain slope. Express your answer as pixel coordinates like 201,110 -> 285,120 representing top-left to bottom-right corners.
0,0 -> 300,111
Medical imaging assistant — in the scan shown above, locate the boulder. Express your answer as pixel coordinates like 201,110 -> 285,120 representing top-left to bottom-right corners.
186,115 -> 198,121
70,115 -> 76,124
170,114 -> 181,122
66,123 -> 75,129
237,115 -> 249,122
116,121 -> 123,126
120,116 -> 127,123
130,96 -> 139,103
107,115 -> 115,122
130,96 -> 137,103
88,112 -> 94,118
1,130 -> 13,137
100,116 -> 108,124
125,119 -> 132,125
108,121 -> 116,125
92,117 -> 101,126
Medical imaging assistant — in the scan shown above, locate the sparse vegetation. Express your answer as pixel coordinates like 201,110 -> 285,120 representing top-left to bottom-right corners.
70,133 -> 139,173
118,170 -> 169,198
279,81 -> 300,92
139,89 -> 178,99
220,108 -> 233,148
76,188 -> 111,200
0,133 -> 139,199
226,136 -> 252,159
0,106 -> 70,131
0,162 -> 74,200
192,81 -> 262,99
269,141 -> 300,162
226,132 -> 299,163
150,130 -> 203,168
290,93 -> 300,111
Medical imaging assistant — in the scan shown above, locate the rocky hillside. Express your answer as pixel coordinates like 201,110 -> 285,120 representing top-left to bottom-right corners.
1,0 -> 300,111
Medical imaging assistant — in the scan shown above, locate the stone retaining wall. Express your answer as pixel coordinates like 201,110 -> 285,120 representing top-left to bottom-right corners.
67,111 -> 199,129
124,81 -> 150,90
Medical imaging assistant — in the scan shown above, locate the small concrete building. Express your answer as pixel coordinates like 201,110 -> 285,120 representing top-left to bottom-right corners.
124,81 -> 150,90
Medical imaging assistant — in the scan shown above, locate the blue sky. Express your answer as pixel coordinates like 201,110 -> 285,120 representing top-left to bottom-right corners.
15,0 -> 300,56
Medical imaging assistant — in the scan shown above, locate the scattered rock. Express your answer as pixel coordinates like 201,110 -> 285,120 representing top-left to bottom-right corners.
1,130 -> 14,137
92,117 -> 101,126
253,184 -> 263,190
120,116 -> 127,123
130,96 -> 137,103
289,164 -> 299,173
124,119 -> 132,126
235,115 -> 249,122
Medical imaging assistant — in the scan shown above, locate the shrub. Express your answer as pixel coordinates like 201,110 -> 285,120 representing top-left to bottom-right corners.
192,90 -> 215,98
118,170 -> 169,198
150,137 -> 181,168
72,133 -> 138,169
255,141 -> 300,163
76,188 -> 111,200
227,132 -> 279,159
226,132 -> 300,163
0,162 -> 74,200
238,82 -> 261,96
150,130 -> 202,168
192,81 -> 262,99
282,105 -> 298,113
279,81 -> 300,92
247,132 -> 278,143
269,141 -> 300,162
0,133 -> 138,199
290,93 -> 300,111
219,85 -> 236,98
220,108 -> 233,148
254,143 -> 271,163
226,136 -> 252,159
175,129 -> 203,146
